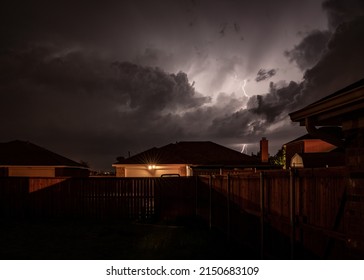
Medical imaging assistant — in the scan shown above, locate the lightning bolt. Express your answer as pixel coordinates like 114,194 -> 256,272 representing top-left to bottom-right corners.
242,79 -> 248,97
240,144 -> 247,154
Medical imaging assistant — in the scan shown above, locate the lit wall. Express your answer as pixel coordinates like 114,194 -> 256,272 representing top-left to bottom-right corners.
8,166 -> 55,177
290,154 -> 304,168
114,164 -> 189,177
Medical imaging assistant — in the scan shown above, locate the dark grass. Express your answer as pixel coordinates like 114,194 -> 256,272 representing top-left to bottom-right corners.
0,217 -> 258,260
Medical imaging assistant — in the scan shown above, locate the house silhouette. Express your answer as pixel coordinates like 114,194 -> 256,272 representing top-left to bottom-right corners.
113,141 -> 269,177
0,140 -> 89,177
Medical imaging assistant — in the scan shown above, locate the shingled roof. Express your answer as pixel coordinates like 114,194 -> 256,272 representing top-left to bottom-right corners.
284,127 -> 343,145
0,140 -> 84,167
115,141 -> 261,166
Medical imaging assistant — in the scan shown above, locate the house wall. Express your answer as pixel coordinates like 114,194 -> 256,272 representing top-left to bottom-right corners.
1,166 -> 89,177
114,164 -> 188,177
290,154 -> 304,168
125,167 -> 154,177
341,116 -> 364,251
285,139 -> 336,168
343,116 -> 364,169
8,166 -> 55,177
285,141 -> 304,168
115,167 -> 126,177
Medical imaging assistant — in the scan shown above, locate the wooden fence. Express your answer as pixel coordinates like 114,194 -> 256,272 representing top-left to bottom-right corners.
0,177 -> 196,221
1,168 -> 363,259
195,167 -> 364,259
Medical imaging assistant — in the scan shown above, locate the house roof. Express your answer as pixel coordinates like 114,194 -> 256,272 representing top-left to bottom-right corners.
289,78 -> 364,126
0,140 -> 85,167
293,150 -> 345,168
284,127 -> 343,145
114,141 -> 261,166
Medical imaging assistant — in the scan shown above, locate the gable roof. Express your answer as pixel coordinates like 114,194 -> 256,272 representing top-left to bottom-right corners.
0,140 -> 85,167
284,127 -> 343,145
115,141 -> 261,166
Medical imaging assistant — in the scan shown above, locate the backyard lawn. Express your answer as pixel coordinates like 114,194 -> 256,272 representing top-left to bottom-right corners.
0,217 -> 257,260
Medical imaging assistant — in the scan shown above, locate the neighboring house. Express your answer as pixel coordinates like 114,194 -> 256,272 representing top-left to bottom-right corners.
0,140 -> 89,177
283,128 -> 339,168
289,78 -> 364,169
290,149 -> 345,168
289,78 -> 364,245
113,141 -> 269,177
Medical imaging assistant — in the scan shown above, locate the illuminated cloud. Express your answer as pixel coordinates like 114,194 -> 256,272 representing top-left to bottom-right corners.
0,0 -> 363,170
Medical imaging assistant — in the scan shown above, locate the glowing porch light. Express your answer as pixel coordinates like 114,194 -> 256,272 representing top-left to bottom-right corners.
148,165 -> 156,170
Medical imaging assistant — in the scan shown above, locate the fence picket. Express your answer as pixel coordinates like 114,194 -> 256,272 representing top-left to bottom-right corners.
0,167 -> 361,258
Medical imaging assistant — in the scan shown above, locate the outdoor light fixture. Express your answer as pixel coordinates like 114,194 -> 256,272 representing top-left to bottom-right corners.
148,165 -> 156,170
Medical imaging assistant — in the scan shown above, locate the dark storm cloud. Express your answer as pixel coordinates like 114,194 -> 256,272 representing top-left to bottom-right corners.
248,81 -> 302,123
0,45 -> 209,116
209,110 -> 253,139
284,30 -> 331,71
0,45 -> 212,168
322,0 -> 364,29
1,0 -> 364,169
255,69 -> 278,82
273,0 -> 364,110
134,48 -> 175,69
0,1 -> 117,48
249,11 -> 364,121
111,61 -> 210,114
298,15 -> 364,105
210,3 -> 364,149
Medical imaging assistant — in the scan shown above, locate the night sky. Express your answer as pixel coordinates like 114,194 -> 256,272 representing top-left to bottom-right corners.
1,0 -> 364,171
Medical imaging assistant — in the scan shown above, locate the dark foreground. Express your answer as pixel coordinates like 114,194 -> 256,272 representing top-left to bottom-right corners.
0,217 -> 258,260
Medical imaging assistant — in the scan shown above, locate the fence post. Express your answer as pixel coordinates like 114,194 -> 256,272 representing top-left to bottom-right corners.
195,175 -> 198,218
227,173 -> 231,242
290,169 -> 296,259
260,171 -> 265,259
209,174 -> 212,230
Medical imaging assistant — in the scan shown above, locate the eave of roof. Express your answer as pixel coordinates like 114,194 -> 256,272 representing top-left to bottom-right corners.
289,78 -> 364,126
0,140 -> 86,167
283,127 -> 343,146
0,165 -> 88,169
114,141 -> 262,166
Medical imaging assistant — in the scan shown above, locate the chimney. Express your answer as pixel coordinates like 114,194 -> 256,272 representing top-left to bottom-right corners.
260,137 -> 269,163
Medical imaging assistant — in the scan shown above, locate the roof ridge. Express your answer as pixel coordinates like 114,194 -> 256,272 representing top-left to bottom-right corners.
0,140 -> 83,167
115,140 -> 261,165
